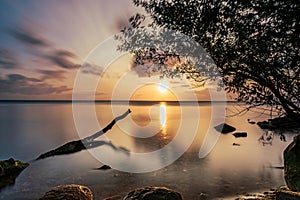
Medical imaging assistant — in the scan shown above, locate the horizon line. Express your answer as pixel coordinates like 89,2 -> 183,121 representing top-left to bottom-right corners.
0,99 -> 235,103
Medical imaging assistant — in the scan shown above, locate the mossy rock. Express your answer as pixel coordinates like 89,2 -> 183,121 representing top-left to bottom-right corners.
284,134 -> 300,192
123,186 -> 183,200
0,158 -> 29,190
40,184 -> 93,200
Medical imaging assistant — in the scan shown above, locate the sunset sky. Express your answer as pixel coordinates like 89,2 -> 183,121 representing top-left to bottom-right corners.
0,0 -> 226,101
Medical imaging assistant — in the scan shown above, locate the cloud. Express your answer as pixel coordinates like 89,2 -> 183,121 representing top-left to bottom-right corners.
0,49 -> 18,69
80,62 -> 104,76
181,84 -> 190,88
10,27 -> 82,70
0,74 -> 71,95
131,63 -> 162,78
10,28 -> 50,47
37,69 -> 67,81
45,50 -> 80,69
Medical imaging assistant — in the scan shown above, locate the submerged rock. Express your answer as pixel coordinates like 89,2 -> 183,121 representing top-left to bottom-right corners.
233,132 -> 247,138
0,158 -> 29,190
284,134 -> 300,192
124,186 -> 183,200
98,164 -> 112,170
40,184 -> 92,200
214,123 -> 236,134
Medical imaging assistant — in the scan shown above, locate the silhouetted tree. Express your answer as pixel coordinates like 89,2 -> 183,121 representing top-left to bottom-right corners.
117,0 -> 300,119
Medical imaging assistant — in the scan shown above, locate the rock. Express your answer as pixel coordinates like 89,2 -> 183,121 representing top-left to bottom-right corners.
235,187 -> 300,200
123,186 -> 183,200
257,117 -> 300,130
257,121 -> 274,130
284,134 -> 300,192
276,188 -> 300,200
198,192 -> 208,199
214,123 -> 236,134
233,132 -> 247,138
0,158 -> 29,190
98,165 -> 112,170
247,119 -> 256,124
40,184 -> 93,200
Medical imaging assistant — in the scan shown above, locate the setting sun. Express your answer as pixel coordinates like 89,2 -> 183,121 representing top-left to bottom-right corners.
157,83 -> 169,93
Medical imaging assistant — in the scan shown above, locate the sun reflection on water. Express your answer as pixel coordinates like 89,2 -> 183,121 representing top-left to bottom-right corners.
160,102 -> 167,138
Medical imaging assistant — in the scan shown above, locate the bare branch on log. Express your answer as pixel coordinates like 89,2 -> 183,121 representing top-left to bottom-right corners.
36,109 -> 131,160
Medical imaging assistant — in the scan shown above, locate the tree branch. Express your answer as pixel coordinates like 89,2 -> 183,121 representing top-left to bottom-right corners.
36,109 -> 131,160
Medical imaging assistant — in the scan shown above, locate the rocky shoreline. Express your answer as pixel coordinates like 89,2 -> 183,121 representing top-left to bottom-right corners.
235,186 -> 300,200
0,158 -> 29,190
38,184 -> 300,200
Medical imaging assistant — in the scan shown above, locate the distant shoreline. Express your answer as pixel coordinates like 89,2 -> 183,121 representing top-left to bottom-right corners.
0,100 -> 236,105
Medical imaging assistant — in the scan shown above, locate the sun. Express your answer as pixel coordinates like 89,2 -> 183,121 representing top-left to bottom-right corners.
157,83 -> 168,93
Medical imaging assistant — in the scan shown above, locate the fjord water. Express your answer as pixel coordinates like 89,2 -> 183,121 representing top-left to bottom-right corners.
0,102 -> 296,199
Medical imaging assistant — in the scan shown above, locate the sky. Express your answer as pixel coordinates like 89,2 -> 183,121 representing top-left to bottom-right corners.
0,0 -> 227,101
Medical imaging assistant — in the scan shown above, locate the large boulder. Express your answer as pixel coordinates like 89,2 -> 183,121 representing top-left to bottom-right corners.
123,186 -> 183,200
40,184 -> 93,200
284,134 -> 300,192
0,158 -> 29,190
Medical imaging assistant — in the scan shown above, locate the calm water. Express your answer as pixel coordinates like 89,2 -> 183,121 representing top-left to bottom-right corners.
0,102 -> 296,199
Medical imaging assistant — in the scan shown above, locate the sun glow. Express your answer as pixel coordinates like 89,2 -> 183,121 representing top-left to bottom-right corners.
157,83 -> 168,93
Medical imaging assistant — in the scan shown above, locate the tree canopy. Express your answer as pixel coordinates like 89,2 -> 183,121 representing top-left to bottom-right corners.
117,0 -> 299,119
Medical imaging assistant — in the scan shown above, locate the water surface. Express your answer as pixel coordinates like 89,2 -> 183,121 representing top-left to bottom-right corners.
0,102 -> 296,199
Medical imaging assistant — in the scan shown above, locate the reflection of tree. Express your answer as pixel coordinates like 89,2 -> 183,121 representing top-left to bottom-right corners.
117,0 -> 300,120
259,130 -> 274,146
258,129 -> 288,145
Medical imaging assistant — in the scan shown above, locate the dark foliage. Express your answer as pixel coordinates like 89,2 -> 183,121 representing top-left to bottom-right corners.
117,0 -> 300,119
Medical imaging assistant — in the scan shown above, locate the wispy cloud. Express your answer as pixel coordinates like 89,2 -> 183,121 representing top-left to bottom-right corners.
0,74 -> 70,95
37,69 -> 67,81
81,62 -> 104,76
9,27 -> 80,70
0,49 -> 19,69
10,28 -> 50,47
45,50 -> 80,69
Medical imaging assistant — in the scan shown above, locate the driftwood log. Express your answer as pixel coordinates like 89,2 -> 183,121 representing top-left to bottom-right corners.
36,109 -> 131,160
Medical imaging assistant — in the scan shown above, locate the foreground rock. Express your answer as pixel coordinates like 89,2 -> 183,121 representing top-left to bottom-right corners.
236,187 -> 300,200
40,184 -> 92,200
0,158 -> 29,190
214,123 -> 236,134
284,134 -> 300,192
276,187 -> 300,200
124,186 -> 183,200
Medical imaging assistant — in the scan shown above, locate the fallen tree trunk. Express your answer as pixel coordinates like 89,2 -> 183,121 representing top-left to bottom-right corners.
36,109 -> 131,160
